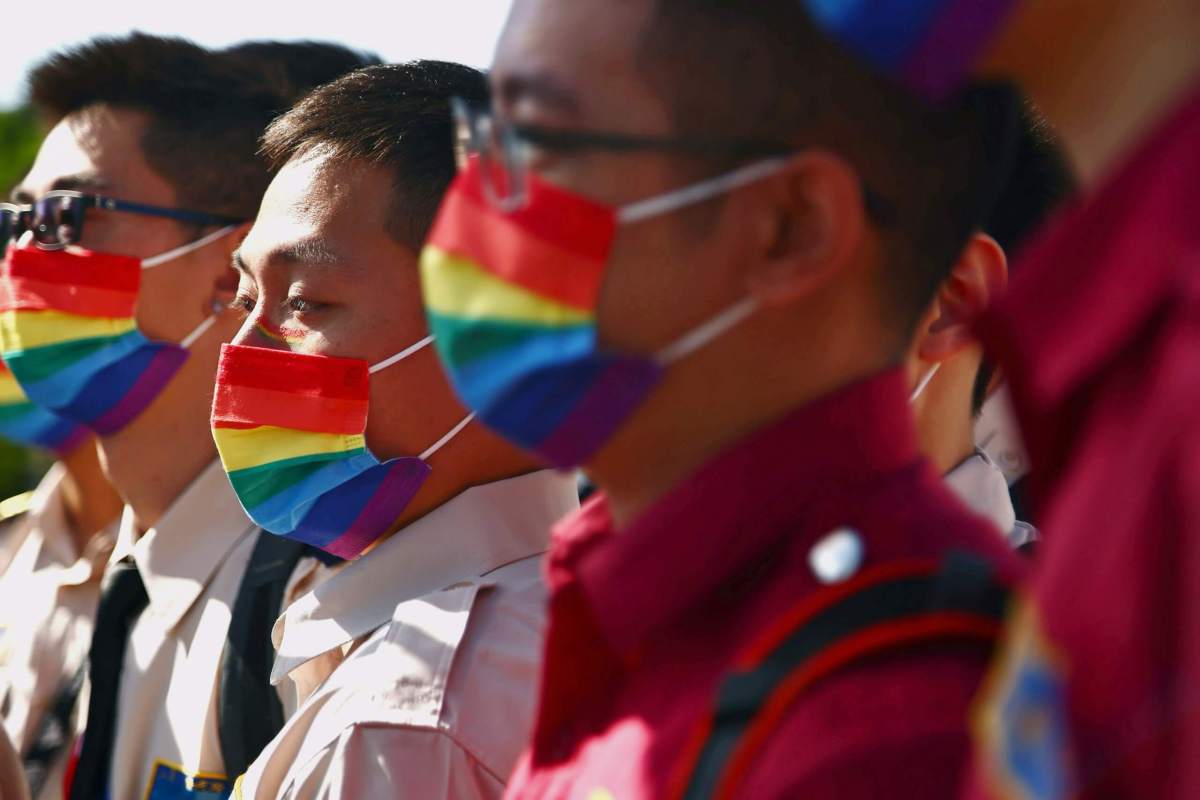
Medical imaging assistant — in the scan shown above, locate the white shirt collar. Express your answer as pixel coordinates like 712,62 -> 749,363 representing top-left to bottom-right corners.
113,460 -> 257,631
271,469 -> 578,684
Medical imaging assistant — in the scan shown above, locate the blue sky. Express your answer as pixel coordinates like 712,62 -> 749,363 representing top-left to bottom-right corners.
2,1 -> 512,109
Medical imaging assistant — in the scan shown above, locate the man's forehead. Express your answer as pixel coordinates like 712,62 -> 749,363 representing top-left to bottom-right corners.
242,154 -> 386,272
494,0 -> 658,120
261,152 -> 389,233
16,108 -> 158,202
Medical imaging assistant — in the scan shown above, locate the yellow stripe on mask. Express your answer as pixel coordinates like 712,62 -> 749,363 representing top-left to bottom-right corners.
0,371 -> 27,405
420,247 -> 593,328
213,424 -> 365,473
0,309 -> 136,352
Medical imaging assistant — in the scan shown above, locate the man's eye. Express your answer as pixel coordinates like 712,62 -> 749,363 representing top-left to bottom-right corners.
287,296 -> 320,314
232,294 -> 256,314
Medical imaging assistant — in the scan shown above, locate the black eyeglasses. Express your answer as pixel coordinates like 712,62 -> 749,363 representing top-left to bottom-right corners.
0,204 -> 32,251
450,97 -> 896,223
2,191 -> 246,251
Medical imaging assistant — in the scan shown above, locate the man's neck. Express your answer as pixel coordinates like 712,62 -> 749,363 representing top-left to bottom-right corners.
589,311 -> 899,530
57,440 -> 124,555
912,358 -> 978,476
96,351 -> 225,536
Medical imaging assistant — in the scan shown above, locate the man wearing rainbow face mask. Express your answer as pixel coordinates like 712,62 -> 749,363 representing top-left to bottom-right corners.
3,35 -> 377,800
417,2 -> 1027,797
220,62 -> 577,799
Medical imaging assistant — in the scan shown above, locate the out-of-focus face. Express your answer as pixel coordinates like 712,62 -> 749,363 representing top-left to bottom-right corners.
14,107 -> 235,344
232,151 -> 468,460
491,0 -> 762,357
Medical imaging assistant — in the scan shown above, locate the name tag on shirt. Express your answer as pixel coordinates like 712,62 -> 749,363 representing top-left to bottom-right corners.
144,761 -> 232,800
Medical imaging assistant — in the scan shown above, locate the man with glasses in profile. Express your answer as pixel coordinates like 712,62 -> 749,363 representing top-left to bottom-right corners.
1,35 -> 376,800
413,1 -> 1028,797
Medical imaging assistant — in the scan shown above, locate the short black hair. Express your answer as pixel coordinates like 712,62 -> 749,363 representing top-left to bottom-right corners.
971,99 -> 1076,414
638,0 -> 997,344
27,33 -> 377,221
260,61 -> 489,250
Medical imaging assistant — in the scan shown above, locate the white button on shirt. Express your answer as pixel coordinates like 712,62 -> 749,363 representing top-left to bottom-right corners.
236,470 -> 580,800
944,450 -> 1037,548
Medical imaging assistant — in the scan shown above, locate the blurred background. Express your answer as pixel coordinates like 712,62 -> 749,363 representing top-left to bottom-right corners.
0,0 -> 512,500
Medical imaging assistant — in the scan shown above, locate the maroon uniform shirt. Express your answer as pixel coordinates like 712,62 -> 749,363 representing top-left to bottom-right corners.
968,83 -> 1200,799
504,369 -> 1023,799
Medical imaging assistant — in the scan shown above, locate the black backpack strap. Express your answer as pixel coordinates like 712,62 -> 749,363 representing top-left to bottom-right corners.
674,551 -> 1011,800
218,530 -> 310,778
22,663 -> 84,796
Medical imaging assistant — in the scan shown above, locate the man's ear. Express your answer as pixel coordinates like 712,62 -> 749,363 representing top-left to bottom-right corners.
744,151 -> 867,306
210,222 -> 252,308
916,232 -> 1007,361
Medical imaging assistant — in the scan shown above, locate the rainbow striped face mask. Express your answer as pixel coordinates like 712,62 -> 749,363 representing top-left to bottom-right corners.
0,228 -> 234,435
210,339 -> 474,559
0,360 -> 85,454
419,158 -> 784,469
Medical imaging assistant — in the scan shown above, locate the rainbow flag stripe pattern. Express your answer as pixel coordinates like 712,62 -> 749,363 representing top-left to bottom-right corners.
0,247 -> 188,434
803,0 -> 1017,101
0,360 -> 85,453
211,344 -> 431,559
420,160 -> 662,469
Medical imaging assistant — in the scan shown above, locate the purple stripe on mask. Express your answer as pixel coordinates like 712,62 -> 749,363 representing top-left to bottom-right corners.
535,357 -> 663,469
322,457 -> 432,560
90,344 -> 188,434
50,424 -> 88,456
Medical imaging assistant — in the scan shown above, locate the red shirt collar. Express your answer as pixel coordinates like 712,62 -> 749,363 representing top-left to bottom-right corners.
978,80 -> 1200,482
546,368 -> 923,658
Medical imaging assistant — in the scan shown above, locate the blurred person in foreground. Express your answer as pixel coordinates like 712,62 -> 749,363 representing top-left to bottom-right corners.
222,61 -> 577,799
3,35 -> 375,799
910,93 -> 1075,551
801,1 -> 1200,797
417,1 -> 1026,796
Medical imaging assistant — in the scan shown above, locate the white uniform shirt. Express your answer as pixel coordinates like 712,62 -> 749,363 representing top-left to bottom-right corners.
104,461 -> 303,800
0,465 -> 115,800
944,450 -> 1037,548
235,470 -> 580,800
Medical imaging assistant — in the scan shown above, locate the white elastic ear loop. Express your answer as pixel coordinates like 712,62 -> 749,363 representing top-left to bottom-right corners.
617,158 -> 791,225
179,312 -> 220,349
419,412 -> 476,462
909,363 -> 941,404
369,335 -> 435,375
655,297 -> 760,366
141,225 -> 237,269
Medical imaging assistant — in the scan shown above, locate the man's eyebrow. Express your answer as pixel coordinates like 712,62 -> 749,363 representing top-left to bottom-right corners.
269,238 -> 343,268
231,249 -> 248,273
495,70 -> 581,116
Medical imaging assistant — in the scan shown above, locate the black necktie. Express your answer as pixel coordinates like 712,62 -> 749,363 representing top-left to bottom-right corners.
69,557 -> 148,800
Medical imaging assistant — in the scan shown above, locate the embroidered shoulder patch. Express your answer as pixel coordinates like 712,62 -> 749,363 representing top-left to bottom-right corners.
974,602 -> 1076,799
